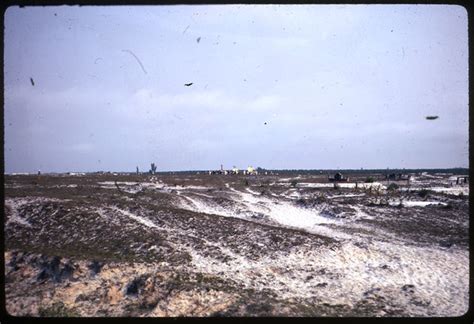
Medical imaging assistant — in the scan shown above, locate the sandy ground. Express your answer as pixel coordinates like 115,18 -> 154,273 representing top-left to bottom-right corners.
4,172 -> 469,317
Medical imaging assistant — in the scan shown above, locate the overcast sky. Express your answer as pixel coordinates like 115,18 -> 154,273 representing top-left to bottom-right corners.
4,5 -> 468,173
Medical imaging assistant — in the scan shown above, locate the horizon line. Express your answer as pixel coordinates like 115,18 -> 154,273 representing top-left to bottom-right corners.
5,166 -> 470,175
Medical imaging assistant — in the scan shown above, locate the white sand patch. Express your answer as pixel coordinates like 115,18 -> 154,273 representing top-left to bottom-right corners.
278,178 -> 296,182
287,190 -> 301,199
108,206 -> 160,229
5,199 -> 32,227
351,206 -> 375,220
297,183 -> 334,188
401,186 -> 468,195
186,185 -> 210,190
265,202 -> 337,227
246,188 -> 261,196
296,182 -> 386,190
327,193 -> 366,199
269,191 -> 280,198
140,181 -> 165,188
55,184 -> 79,188
340,182 -> 386,190
429,187 -> 469,196
186,237 -> 468,316
179,196 -> 238,219
98,181 -> 140,186
396,201 -> 448,207
175,185 -> 210,190
188,192 -> 215,199
279,189 -> 302,200
178,188 -> 352,240
94,207 -> 124,226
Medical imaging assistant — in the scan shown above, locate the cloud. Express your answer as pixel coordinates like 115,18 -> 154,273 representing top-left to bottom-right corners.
247,95 -> 281,110
6,85 -> 124,113
130,88 -> 282,116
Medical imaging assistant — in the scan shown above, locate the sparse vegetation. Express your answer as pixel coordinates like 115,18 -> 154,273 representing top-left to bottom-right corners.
38,302 -> 80,317
4,172 -> 469,317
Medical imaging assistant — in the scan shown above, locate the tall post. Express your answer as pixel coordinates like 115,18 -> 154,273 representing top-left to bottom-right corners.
150,163 -> 157,175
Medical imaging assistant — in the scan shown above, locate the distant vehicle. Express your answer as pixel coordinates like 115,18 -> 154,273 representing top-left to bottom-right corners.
328,172 -> 348,182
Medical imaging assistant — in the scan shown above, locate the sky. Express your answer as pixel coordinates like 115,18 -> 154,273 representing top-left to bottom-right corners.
4,5 -> 469,173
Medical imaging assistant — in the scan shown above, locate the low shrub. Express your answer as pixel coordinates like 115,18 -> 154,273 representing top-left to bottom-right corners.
387,183 -> 399,191
418,189 -> 429,198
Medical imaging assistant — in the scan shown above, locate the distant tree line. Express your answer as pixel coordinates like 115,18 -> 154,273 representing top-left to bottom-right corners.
148,168 -> 468,176
270,168 -> 469,175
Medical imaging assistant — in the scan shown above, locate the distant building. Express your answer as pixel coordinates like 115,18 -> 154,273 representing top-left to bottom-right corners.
247,166 -> 258,175
386,173 -> 409,181
456,176 -> 469,184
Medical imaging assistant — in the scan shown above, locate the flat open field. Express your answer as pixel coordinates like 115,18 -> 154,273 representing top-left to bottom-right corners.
4,172 -> 469,317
